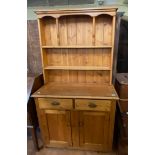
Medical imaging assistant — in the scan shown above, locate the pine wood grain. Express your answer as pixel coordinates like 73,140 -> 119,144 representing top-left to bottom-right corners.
110,16 -> 116,85
38,98 -> 73,110
75,99 -> 111,112
44,66 -> 111,70
33,7 -> 118,152
42,45 -> 112,48
45,110 -> 72,147
37,9 -> 116,84
79,111 -> 110,151
32,83 -> 118,100
35,98 -> 50,145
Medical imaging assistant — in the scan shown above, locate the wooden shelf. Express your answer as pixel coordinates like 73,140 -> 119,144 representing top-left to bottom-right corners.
42,45 -> 112,49
44,66 -> 111,71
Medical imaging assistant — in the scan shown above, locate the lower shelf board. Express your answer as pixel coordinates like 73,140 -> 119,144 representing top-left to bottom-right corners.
44,66 -> 111,71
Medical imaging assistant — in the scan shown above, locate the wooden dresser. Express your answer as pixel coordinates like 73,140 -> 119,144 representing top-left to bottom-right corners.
32,7 -> 119,152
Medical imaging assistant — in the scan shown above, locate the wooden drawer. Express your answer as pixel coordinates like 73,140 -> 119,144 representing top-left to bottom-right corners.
75,99 -> 111,111
38,98 -> 73,110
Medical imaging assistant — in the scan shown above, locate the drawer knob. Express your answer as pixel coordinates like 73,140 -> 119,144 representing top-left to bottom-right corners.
88,102 -> 97,108
51,101 -> 60,106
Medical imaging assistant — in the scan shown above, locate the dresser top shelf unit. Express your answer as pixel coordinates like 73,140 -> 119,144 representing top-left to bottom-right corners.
32,83 -> 119,100
37,7 -> 117,85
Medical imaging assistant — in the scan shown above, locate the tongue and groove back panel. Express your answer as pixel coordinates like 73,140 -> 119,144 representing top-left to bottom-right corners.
43,48 -> 111,84
40,15 -> 112,46
36,7 -> 117,85
45,49 -> 111,66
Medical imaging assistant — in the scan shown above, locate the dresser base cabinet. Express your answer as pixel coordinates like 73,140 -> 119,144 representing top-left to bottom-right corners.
34,97 -> 117,152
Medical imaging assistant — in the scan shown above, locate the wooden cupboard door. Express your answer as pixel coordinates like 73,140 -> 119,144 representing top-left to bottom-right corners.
41,109 -> 72,147
79,111 -> 110,151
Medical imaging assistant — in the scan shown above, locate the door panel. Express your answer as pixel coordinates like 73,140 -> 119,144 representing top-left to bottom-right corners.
79,111 -> 110,151
44,110 -> 72,147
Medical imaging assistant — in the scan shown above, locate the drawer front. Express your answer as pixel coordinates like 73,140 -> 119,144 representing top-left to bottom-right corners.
38,98 -> 73,110
75,99 -> 111,111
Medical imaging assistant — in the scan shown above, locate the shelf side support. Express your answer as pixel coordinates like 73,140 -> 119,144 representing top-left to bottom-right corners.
37,19 -> 47,83
56,18 -> 60,46
110,15 -> 116,85
92,16 -> 96,46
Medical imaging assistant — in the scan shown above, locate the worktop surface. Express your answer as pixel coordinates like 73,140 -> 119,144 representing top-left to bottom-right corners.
32,83 -> 119,100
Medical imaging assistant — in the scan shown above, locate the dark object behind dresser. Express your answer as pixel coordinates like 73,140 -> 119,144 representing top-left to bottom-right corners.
115,73 -> 128,155
27,73 -> 43,150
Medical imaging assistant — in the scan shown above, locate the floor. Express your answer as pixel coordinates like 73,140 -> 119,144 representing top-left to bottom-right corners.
27,136 -> 117,155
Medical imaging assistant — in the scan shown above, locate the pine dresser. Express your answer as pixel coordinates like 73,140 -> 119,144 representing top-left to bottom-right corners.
32,7 -> 119,152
